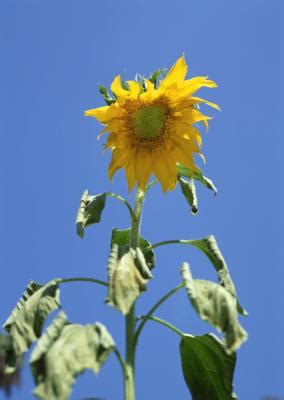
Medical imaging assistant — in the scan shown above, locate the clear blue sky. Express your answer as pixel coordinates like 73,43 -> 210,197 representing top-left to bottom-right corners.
0,0 -> 283,399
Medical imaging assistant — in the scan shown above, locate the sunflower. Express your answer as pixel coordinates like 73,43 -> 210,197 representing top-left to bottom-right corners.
85,55 -> 219,192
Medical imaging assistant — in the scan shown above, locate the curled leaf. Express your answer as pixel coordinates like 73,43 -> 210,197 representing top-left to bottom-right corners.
76,191 -> 106,238
177,163 -> 218,194
111,228 -> 155,270
189,235 -> 247,316
181,263 -> 247,353
107,244 -> 152,315
3,280 -> 60,372
178,177 -> 198,215
0,333 -> 21,396
30,312 -> 115,400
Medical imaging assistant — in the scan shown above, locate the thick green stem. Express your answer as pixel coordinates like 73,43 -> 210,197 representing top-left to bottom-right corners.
124,187 -> 145,400
125,306 -> 136,400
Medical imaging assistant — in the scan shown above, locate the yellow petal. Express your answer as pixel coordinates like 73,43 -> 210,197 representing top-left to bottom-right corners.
85,105 -> 120,123
136,152 -> 152,190
172,77 -> 217,98
127,81 -> 141,99
152,150 -> 176,192
179,108 -> 211,131
190,97 -> 221,111
173,120 -> 202,145
108,149 -> 128,180
111,75 -> 129,97
144,79 -> 155,92
161,55 -> 187,87
125,151 -> 137,191
105,131 -> 128,149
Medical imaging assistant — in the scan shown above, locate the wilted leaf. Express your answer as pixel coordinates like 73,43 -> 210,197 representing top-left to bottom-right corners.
30,312 -> 115,400
180,333 -> 237,400
107,244 -> 152,315
181,263 -> 247,353
3,281 -> 60,372
111,228 -> 155,270
188,235 -> 247,316
177,163 -> 218,194
0,333 -> 21,396
178,177 -> 198,214
76,191 -> 106,238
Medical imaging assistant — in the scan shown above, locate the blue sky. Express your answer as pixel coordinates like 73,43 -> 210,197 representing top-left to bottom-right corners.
0,0 -> 283,399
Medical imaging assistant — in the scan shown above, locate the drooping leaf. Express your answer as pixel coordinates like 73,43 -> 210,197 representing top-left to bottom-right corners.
111,228 -> 155,270
76,191 -> 106,238
180,333 -> 237,400
3,280 -> 60,372
0,333 -> 21,396
188,235 -> 247,316
30,312 -> 115,400
106,244 -> 152,315
177,163 -> 218,194
178,176 -> 198,215
181,263 -> 247,353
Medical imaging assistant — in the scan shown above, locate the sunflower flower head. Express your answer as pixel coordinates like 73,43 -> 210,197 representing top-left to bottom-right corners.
85,55 -> 220,192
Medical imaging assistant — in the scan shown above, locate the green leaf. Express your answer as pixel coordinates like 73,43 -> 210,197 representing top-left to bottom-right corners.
180,333 -> 237,400
3,280 -> 60,372
111,228 -> 155,270
30,312 -> 115,400
181,263 -> 247,353
107,244 -> 152,315
188,235 -> 247,316
148,68 -> 166,88
177,163 -> 218,194
99,85 -> 116,105
120,79 -> 129,91
178,177 -> 198,215
76,191 -> 106,238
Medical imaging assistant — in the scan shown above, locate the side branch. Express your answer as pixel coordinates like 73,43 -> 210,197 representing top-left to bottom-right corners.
134,283 -> 184,347
56,277 -> 108,287
137,316 -> 184,337
146,239 -> 195,251
106,192 -> 135,219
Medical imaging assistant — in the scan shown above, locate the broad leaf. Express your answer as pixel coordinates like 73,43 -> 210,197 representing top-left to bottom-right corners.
188,235 -> 247,316
111,228 -> 155,270
180,333 -> 237,400
30,312 -> 115,400
181,263 -> 247,353
177,163 -> 218,194
3,280 -> 60,372
76,190 -> 106,238
107,244 -> 152,315
178,177 -> 198,214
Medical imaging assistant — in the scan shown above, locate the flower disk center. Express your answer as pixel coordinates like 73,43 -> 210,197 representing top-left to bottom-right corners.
133,106 -> 167,139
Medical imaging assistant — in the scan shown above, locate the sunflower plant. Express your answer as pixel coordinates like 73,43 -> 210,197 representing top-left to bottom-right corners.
0,56 -> 247,400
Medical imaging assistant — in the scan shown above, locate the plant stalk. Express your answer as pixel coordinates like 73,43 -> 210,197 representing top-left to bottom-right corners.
124,187 -> 145,400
